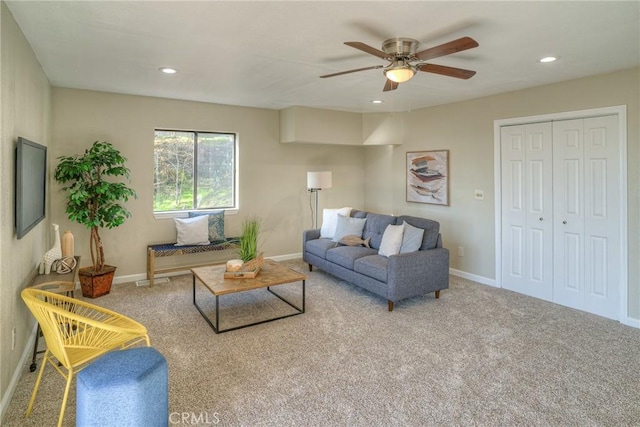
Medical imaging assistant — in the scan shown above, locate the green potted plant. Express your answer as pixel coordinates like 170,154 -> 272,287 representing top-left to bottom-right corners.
238,216 -> 261,263
54,141 -> 137,298
230,216 -> 262,275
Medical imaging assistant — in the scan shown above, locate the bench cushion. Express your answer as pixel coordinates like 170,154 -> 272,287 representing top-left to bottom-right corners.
149,238 -> 237,257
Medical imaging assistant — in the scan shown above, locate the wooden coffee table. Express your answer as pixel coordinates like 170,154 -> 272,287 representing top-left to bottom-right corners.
192,259 -> 306,333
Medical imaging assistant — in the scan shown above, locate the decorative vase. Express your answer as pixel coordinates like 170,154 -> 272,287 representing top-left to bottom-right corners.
62,230 -> 74,258
39,224 -> 62,274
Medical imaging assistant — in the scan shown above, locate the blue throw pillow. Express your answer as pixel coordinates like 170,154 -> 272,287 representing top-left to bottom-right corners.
332,214 -> 366,243
188,210 -> 225,241
400,221 -> 424,253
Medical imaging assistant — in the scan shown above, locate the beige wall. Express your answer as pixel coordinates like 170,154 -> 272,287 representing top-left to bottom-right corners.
364,67 -> 640,320
50,89 -> 366,277
0,1 -> 51,413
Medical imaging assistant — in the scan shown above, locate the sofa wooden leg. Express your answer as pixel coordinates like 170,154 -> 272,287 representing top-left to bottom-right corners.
388,300 -> 394,312
435,290 -> 440,299
308,264 -> 313,272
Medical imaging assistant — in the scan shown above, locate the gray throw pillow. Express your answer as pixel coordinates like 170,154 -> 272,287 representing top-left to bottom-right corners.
400,221 -> 424,253
332,214 -> 366,243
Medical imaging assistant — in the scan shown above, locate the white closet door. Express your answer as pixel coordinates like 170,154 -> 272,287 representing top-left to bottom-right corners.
552,116 -> 620,318
583,115 -> 620,318
501,123 -> 553,301
553,119 -> 585,309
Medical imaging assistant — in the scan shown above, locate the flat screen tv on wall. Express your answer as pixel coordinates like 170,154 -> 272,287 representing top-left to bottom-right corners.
15,137 -> 47,239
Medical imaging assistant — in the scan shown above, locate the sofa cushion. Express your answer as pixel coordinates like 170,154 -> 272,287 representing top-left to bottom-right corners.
363,213 -> 397,250
320,207 -> 352,238
350,209 -> 368,219
400,221 -> 424,253
354,255 -> 389,283
332,215 -> 367,243
305,238 -> 338,259
396,216 -> 440,250
326,246 -> 377,270
378,224 -> 404,257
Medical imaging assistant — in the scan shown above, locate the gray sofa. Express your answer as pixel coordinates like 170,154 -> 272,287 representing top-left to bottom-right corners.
303,210 -> 449,311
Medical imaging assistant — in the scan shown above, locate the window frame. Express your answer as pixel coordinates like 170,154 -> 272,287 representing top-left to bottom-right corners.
152,128 -> 239,219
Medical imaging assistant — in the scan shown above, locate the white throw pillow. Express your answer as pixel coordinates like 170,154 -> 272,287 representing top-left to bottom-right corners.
378,224 -> 405,257
332,214 -> 367,243
400,221 -> 425,253
174,215 -> 210,246
320,207 -> 352,238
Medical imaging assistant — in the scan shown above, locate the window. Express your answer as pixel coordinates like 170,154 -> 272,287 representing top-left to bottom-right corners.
153,130 -> 236,212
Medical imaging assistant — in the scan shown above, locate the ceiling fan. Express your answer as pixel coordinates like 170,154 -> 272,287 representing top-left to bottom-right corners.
320,36 -> 479,91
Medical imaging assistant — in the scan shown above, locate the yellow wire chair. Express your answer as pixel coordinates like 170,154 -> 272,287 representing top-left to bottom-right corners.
21,288 -> 151,427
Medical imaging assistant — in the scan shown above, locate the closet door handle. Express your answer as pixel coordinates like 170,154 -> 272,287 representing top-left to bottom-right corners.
562,220 -> 567,224
539,217 -> 543,221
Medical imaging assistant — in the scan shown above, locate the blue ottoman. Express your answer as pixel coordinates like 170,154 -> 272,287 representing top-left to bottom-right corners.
76,347 -> 168,427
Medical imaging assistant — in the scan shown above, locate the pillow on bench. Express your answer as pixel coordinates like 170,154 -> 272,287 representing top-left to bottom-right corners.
174,216 -> 209,246
189,210 -> 225,241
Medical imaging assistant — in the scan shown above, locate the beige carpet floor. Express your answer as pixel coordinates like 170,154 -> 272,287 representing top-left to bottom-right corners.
3,259 -> 640,426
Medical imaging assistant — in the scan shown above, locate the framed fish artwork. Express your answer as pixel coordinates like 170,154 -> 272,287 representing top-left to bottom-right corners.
406,150 -> 449,206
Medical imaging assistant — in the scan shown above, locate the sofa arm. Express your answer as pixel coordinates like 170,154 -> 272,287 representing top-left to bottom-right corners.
303,229 -> 321,245
387,248 -> 450,301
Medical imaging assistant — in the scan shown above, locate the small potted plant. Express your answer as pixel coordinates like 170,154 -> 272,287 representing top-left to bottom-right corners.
54,141 -> 137,297
225,216 -> 262,278
239,216 -> 261,263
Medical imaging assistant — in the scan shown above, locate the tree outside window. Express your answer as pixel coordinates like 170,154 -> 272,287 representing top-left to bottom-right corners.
153,130 -> 236,212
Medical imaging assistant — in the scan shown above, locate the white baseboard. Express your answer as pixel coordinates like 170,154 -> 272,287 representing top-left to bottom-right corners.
1,323 -> 38,422
622,316 -> 640,329
449,268 -> 497,288
268,252 -> 302,262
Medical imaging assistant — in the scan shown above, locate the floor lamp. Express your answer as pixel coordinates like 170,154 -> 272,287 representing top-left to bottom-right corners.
307,171 -> 332,229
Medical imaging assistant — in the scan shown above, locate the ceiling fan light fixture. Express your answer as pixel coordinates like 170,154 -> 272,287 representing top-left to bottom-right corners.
384,62 -> 416,83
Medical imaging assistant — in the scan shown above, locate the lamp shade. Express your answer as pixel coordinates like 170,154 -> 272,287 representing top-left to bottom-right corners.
307,171 -> 332,190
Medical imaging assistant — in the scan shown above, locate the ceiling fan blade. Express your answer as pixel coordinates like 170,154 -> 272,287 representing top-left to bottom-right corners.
320,65 -> 383,78
414,36 -> 479,61
418,63 -> 476,79
345,42 -> 390,60
383,79 -> 399,92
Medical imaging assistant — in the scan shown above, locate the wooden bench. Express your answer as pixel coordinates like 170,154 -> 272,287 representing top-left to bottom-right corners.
146,238 -> 239,286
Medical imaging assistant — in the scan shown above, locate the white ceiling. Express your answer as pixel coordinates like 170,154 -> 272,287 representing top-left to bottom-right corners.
6,1 -> 640,113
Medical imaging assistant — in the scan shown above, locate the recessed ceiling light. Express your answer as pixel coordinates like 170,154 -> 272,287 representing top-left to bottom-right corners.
539,56 -> 558,63
372,100 -> 384,104
159,67 -> 178,74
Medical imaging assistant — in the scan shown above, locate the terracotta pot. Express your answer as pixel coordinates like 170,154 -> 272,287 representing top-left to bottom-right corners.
79,265 -> 116,298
